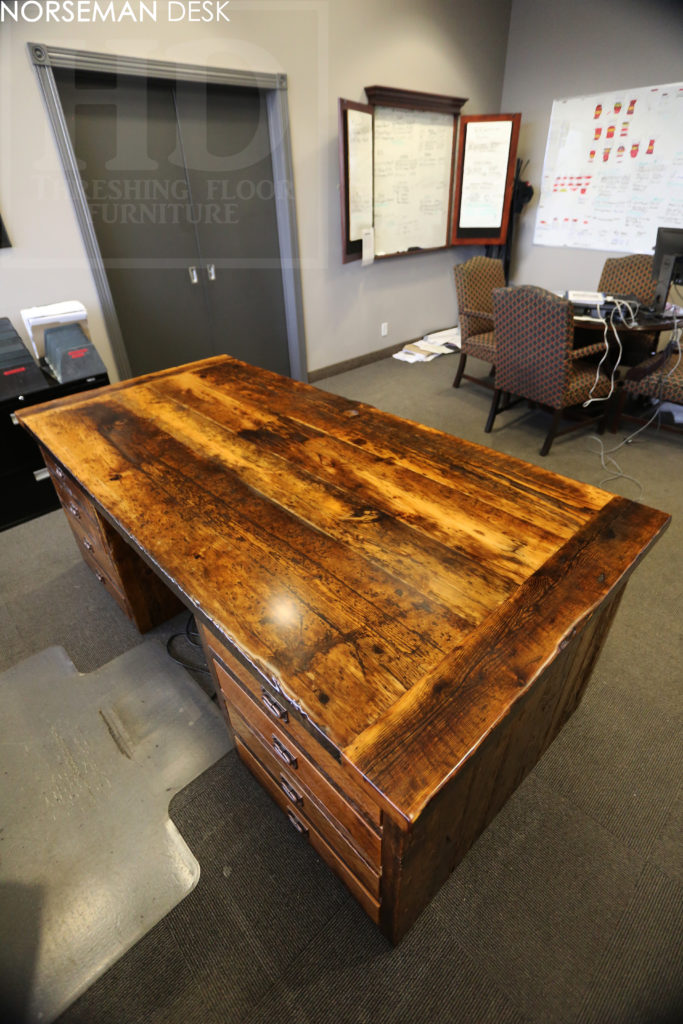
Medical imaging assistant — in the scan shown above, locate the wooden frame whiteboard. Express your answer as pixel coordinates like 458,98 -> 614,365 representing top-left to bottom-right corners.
452,114 -> 521,246
339,87 -> 467,263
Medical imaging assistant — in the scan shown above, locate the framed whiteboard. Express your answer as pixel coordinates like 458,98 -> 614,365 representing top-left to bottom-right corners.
339,87 -> 466,262
451,114 -> 521,246
534,81 -> 683,253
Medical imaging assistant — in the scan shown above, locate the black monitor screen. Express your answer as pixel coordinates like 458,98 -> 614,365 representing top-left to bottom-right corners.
652,226 -> 683,313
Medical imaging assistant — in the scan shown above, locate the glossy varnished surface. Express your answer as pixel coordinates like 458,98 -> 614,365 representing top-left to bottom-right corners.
18,356 -> 670,829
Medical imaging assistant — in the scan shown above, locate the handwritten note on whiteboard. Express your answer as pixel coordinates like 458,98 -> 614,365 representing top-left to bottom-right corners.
373,106 -> 453,255
347,108 -> 374,242
534,81 -> 683,253
458,120 -> 513,228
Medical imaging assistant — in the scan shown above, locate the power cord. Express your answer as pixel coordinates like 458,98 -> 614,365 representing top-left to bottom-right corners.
166,612 -> 212,676
583,297 -> 639,407
588,326 -> 681,499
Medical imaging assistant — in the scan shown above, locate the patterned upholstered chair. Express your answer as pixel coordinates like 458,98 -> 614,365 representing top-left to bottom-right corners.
452,256 -> 506,388
598,253 -> 657,306
486,286 -> 611,456
612,340 -> 683,432
597,254 -> 658,364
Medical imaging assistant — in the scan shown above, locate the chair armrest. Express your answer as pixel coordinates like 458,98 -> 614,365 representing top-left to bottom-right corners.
460,310 -> 494,336
570,341 -> 607,360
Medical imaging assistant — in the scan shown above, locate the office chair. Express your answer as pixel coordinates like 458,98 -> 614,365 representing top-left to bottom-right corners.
452,256 -> 505,388
598,254 -> 658,364
486,285 -> 611,455
611,340 -> 683,433
598,253 -> 657,306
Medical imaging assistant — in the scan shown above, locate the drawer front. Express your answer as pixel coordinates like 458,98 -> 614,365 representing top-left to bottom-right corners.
236,736 -> 380,924
43,452 -> 100,532
230,706 -> 381,889
200,625 -> 381,827
0,464 -> 61,530
64,501 -> 113,569
215,659 -> 382,865
78,542 -> 131,611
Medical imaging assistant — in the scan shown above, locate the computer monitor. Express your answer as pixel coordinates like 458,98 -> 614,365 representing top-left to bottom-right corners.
652,226 -> 683,313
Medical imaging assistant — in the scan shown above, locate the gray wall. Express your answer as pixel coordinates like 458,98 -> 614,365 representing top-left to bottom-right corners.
0,0 -> 512,379
503,0 -> 683,293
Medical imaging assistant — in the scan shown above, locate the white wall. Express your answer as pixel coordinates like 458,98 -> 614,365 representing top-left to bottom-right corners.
0,0 -> 512,380
502,0 -> 683,293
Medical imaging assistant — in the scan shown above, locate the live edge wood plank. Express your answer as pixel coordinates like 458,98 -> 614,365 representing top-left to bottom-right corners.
16,355 -> 670,943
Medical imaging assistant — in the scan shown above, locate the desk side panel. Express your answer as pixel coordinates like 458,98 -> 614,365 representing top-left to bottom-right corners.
379,584 -> 626,944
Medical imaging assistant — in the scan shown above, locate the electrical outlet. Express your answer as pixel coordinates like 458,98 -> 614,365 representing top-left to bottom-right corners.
381,322 -> 389,337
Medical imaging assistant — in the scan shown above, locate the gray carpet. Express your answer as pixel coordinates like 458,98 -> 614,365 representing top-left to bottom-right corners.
1,353 -> 681,1024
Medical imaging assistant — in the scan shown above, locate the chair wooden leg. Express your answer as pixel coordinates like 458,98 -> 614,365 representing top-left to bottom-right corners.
610,387 -> 628,433
540,408 -> 563,456
485,388 -> 502,433
452,352 -> 467,388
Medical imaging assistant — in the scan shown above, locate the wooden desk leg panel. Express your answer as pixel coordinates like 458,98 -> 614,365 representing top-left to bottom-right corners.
379,587 -> 625,944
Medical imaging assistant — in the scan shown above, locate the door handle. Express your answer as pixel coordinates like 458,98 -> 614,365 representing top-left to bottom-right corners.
188,266 -> 199,284
206,263 -> 216,282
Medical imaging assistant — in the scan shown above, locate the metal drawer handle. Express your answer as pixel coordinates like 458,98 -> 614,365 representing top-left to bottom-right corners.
68,503 -> 80,519
287,810 -> 308,837
33,467 -> 50,482
95,572 -> 106,584
206,263 -> 216,282
10,413 -> 19,426
280,775 -> 303,807
272,735 -> 297,769
261,689 -> 288,722
54,465 -> 65,479
188,265 -> 199,284
82,538 -> 93,552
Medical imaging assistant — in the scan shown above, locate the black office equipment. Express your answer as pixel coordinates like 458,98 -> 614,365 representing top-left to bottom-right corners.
652,226 -> 683,313
1,316 -> 109,530
44,322 -> 108,383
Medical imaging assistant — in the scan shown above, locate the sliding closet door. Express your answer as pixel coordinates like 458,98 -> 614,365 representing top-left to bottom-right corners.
55,70 -> 292,378
55,69 -> 214,376
174,82 -> 291,376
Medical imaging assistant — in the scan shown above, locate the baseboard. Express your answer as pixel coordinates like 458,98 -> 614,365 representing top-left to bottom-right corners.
308,341 -> 410,383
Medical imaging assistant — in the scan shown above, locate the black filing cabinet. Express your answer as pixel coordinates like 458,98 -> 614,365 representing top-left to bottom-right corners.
1,368 -> 109,531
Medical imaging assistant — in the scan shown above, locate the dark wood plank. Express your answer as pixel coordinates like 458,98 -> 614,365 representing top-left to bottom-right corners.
346,496 -> 670,825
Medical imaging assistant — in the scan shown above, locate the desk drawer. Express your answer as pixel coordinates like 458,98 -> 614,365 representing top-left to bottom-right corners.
200,625 -> 381,828
230,706 -> 381,887
215,659 -> 382,863
43,451 -> 100,531
236,736 -> 380,924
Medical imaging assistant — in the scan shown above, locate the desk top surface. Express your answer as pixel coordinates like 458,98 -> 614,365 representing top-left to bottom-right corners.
18,356 -> 670,824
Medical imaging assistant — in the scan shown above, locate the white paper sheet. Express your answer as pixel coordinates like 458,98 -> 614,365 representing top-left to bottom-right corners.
347,108 -> 374,242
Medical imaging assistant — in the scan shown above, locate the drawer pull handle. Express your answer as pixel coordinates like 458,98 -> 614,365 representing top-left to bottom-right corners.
68,503 -> 80,519
272,735 -> 297,769
280,775 -> 303,807
54,465 -> 65,479
82,539 -> 93,552
33,467 -> 50,483
287,810 -> 308,837
261,689 -> 288,722
10,413 -> 19,426
95,572 -> 106,584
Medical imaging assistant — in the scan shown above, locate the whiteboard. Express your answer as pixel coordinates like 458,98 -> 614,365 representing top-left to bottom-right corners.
534,81 -> 683,253
373,106 -> 453,255
459,119 -> 513,228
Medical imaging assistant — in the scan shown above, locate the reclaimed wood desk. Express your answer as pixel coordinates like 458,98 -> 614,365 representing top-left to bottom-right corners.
17,355 -> 670,943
